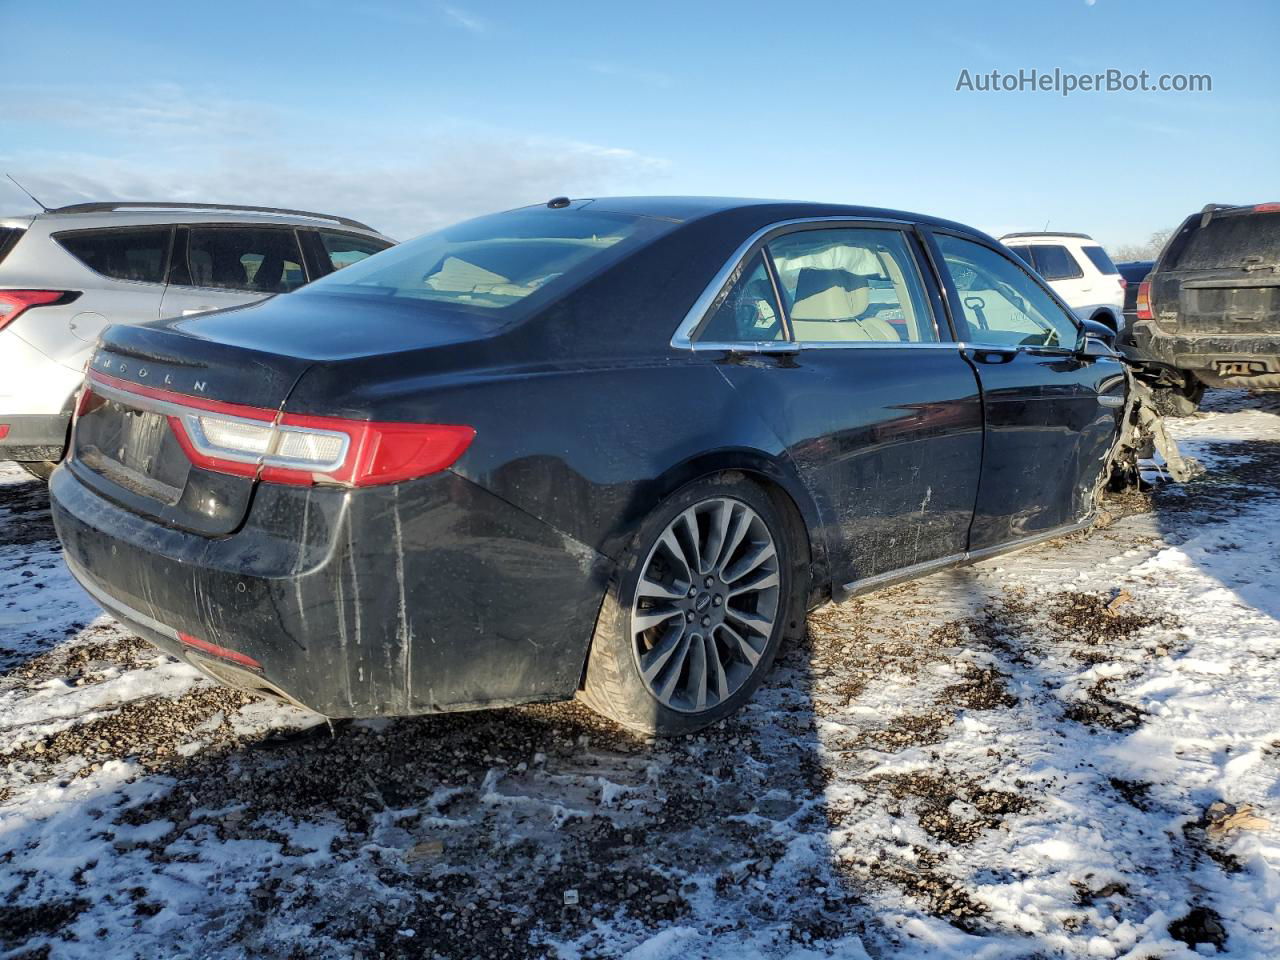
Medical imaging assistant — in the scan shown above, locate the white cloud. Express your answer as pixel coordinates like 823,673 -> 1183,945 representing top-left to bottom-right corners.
0,82 -> 671,237
440,3 -> 485,33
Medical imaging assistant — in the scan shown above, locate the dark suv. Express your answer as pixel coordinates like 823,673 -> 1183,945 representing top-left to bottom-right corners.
1126,203 -> 1280,414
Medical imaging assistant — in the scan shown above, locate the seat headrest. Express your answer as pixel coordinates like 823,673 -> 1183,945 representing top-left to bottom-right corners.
791,268 -> 871,321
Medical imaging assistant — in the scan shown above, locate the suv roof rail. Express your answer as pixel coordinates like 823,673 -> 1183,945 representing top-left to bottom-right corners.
44,201 -> 375,232
1000,231 -> 1094,240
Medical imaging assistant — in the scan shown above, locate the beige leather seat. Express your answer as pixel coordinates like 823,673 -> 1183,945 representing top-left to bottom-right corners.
789,268 -> 901,342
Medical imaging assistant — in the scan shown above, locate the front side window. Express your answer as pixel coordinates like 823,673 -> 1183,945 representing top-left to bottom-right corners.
301,207 -> 674,315
936,234 -> 1079,349
183,228 -> 306,293
768,228 -> 936,343
318,231 -> 392,272
699,253 -> 784,342
1081,245 -> 1118,275
58,228 -> 171,284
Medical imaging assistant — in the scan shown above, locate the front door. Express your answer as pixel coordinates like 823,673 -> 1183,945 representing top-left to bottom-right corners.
705,224 -> 984,588
929,232 -> 1126,551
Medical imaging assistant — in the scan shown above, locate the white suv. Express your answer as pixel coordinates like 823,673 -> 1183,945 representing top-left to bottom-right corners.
0,202 -> 394,477
999,232 -> 1126,332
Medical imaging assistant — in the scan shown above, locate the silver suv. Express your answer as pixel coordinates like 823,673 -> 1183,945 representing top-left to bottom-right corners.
0,202 -> 394,477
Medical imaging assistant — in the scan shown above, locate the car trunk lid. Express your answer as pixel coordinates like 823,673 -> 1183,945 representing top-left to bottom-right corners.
69,295 -> 500,534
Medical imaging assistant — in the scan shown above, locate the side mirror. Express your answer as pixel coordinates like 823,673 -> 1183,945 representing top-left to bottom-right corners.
1078,317 -> 1118,358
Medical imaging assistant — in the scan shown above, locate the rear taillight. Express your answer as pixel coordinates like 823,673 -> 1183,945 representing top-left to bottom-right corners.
1252,202 -> 1280,213
0,290 -> 79,332
84,371 -> 475,488
1118,278 -> 1127,290
1136,280 -> 1153,320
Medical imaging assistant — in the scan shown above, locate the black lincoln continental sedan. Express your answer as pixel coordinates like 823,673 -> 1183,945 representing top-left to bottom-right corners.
49,197 -> 1127,735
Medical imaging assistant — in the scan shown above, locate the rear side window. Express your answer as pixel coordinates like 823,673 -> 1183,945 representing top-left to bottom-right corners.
1168,213 -> 1280,270
184,228 -> 306,293
317,231 -> 391,271
768,228 -> 937,343
1081,245 -> 1118,275
1028,244 -> 1083,281
57,228 -> 171,284
301,207 -> 675,315
699,254 -> 784,342
0,226 -> 25,266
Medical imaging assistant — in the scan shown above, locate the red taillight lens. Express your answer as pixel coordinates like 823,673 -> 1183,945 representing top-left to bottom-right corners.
0,290 -> 77,332
178,632 -> 262,670
1252,202 -> 1280,213
85,371 -> 475,488
1136,280 -> 1153,320
0,424 -> 9,440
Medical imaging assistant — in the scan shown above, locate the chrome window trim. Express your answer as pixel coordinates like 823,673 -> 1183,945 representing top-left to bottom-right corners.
670,216 -> 917,350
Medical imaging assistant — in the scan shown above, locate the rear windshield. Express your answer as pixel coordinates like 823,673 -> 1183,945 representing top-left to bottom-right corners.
1168,212 -> 1280,270
0,226 -> 25,266
1081,245 -> 1118,275
300,207 -> 676,316
1117,261 -> 1153,283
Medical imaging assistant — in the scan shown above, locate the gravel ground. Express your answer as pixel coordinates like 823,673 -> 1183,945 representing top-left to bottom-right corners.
2,392 -> 1279,959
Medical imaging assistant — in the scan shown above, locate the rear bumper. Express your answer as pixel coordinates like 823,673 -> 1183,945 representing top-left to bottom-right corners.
1121,321 -> 1280,377
0,413 -> 70,461
50,462 -> 612,718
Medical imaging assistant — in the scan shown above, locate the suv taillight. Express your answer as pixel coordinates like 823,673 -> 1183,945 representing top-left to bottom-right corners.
84,371 -> 475,488
1136,280 -> 1153,320
0,290 -> 79,332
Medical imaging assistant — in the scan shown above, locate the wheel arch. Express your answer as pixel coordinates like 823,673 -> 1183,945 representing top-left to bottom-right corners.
1089,307 -> 1119,331
646,448 -> 827,607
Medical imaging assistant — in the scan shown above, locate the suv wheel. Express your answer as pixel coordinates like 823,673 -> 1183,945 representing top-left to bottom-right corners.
578,474 -> 802,736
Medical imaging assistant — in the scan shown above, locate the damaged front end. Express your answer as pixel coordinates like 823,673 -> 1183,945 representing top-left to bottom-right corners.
1107,366 -> 1205,490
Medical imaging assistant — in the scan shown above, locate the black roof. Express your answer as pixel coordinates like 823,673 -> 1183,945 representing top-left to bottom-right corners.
545,196 -> 993,240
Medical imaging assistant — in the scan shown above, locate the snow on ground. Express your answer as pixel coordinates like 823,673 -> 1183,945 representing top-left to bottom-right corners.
2,392 -> 1279,959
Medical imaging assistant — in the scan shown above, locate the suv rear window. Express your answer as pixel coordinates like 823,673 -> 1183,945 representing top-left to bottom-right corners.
302,207 -> 675,315
0,226 -> 25,266
1081,245 -> 1118,275
1168,212 -> 1280,270
58,228 -> 172,283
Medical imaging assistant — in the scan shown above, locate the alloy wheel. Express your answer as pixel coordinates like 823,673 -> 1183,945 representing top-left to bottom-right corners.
630,496 -> 781,713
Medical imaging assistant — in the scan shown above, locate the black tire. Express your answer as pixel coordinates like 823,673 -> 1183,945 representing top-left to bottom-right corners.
577,473 -> 805,736
17,461 -> 57,481
1150,379 -> 1205,418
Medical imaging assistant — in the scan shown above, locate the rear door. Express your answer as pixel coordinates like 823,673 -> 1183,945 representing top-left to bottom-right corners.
927,231 -> 1125,552
699,222 -> 984,589
160,225 -> 309,319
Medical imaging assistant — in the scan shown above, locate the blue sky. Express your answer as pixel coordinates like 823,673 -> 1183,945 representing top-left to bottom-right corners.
2,0 -> 1276,248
